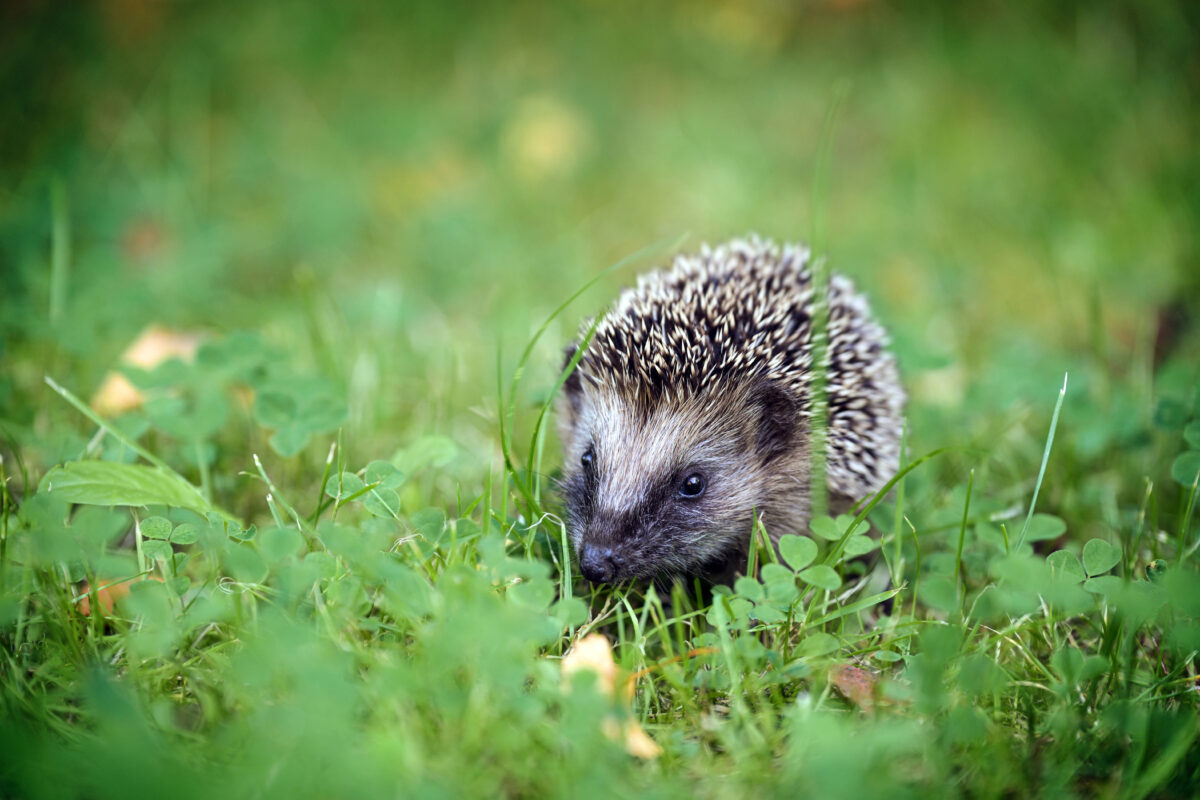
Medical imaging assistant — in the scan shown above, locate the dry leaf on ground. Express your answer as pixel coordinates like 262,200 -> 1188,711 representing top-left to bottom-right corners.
561,633 -> 662,759
91,325 -> 203,415
76,575 -> 163,616
830,664 -> 880,711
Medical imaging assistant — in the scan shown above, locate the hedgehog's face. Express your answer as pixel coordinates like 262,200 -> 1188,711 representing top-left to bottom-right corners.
558,380 -> 803,584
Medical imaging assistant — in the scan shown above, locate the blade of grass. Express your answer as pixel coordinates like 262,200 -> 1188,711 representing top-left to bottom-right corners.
1015,373 -> 1068,550
955,469 -> 975,618
1177,474 -> 1198,564
526,312 -> 604,507
888,421 -> 909,591
252,454 -> 306,531
823,446 -> 956,566
806,80 -> 850,523
49,179 -> 70,326
807,587 -> 902,627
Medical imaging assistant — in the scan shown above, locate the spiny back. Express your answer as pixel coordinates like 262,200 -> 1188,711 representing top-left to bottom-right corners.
575,235 -> 904,499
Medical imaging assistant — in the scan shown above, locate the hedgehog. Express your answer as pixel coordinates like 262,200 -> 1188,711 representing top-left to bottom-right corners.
557,235 -> 904,585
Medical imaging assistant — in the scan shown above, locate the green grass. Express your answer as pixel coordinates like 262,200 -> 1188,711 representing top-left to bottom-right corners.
2,1 -> 1199,797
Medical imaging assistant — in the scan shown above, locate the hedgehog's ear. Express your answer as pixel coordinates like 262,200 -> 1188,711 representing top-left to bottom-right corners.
750,380 -> 800,463
561,343 -> 583,415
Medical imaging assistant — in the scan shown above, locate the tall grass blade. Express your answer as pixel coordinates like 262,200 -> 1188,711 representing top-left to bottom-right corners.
1016,373 -> 1068,549
806,81 -> 850,522
49,180 -> 70,326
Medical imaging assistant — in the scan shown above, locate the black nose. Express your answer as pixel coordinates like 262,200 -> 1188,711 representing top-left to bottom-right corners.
579,544 -> 619,584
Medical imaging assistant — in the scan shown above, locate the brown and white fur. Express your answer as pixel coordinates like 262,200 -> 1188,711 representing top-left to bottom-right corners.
557,236 -> 904,585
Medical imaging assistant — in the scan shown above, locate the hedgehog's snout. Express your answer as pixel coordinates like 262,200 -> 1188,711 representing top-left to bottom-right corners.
576,510 -> 635,583
578,542 -> 624,584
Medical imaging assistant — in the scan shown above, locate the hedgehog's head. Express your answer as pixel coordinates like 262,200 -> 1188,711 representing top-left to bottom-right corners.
557,364 -> 808,584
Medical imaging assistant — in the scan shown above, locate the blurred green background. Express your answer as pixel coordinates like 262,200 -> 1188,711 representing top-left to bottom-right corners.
2,4 -> 1200,796
1,0 -> 1197,482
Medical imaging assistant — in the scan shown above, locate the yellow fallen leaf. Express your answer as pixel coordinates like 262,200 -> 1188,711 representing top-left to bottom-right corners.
91,325 -> 203,416
561,632 -> 619,693
561,633 -> 662,759
830,663 -> 879,711
90,374 -> 144,418
120,325 -> 202,369
617,719 -> 663,760
76,575 -> 163,616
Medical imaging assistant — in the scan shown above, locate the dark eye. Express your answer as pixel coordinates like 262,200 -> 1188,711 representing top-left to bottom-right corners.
678,473 -> 705,498
580,448 -> 595,469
